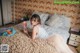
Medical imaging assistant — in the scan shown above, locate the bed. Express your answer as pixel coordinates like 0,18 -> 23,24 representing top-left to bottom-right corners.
0,11 -> 71,53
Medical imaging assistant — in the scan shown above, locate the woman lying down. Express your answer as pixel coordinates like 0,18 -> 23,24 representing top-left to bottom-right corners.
23,14 -> 74,53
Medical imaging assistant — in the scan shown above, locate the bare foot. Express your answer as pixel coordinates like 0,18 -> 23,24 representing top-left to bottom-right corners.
24,30 -> 28,34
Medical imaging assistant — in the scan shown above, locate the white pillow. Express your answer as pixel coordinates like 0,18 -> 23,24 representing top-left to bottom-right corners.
45,14 -> 60,27
60,15 -> 71,28
40,13 -> 49,24
32,11 -> 49,24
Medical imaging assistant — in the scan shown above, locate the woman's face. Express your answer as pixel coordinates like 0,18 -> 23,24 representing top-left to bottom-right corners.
31,18 -> 38,26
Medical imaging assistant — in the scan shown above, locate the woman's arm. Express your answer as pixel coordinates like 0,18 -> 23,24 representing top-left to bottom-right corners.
32,26 -> 38,40
24,28 -> 29,34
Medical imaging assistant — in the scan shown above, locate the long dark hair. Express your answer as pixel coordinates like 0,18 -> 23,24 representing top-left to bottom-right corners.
30,14 -> 41,24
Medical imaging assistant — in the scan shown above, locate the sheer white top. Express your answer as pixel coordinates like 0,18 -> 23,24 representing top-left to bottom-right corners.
36,26 -> 49,39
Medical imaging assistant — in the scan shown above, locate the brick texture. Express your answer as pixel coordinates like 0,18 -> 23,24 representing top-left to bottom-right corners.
11,0 -> 80,29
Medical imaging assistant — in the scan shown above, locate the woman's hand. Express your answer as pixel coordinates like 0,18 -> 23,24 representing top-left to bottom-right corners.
24,29 -> 28,34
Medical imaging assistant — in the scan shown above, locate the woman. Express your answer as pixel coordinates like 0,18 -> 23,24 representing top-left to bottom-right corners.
24,14 -> 74,53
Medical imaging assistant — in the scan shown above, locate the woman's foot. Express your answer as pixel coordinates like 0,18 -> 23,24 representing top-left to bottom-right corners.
24,30 -> 28,34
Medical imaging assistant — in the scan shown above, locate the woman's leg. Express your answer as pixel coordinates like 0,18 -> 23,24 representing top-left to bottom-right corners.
47,34 -> 74,53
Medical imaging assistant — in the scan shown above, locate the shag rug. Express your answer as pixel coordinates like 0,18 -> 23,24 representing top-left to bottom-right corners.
0,26 -> 59,53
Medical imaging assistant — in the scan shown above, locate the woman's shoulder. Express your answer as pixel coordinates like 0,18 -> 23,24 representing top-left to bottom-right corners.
33,25 -> 40,30
35,24 -> 41,28
33,25 -> 40,33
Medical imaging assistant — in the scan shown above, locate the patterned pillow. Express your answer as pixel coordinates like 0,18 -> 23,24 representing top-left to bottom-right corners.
32,11 -> 49,24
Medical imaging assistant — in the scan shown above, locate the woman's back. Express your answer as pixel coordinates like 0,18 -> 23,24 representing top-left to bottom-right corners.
37,25 -> 49,39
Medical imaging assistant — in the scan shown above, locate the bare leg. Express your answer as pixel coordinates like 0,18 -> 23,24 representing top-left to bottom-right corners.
47,34 -> 74,53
